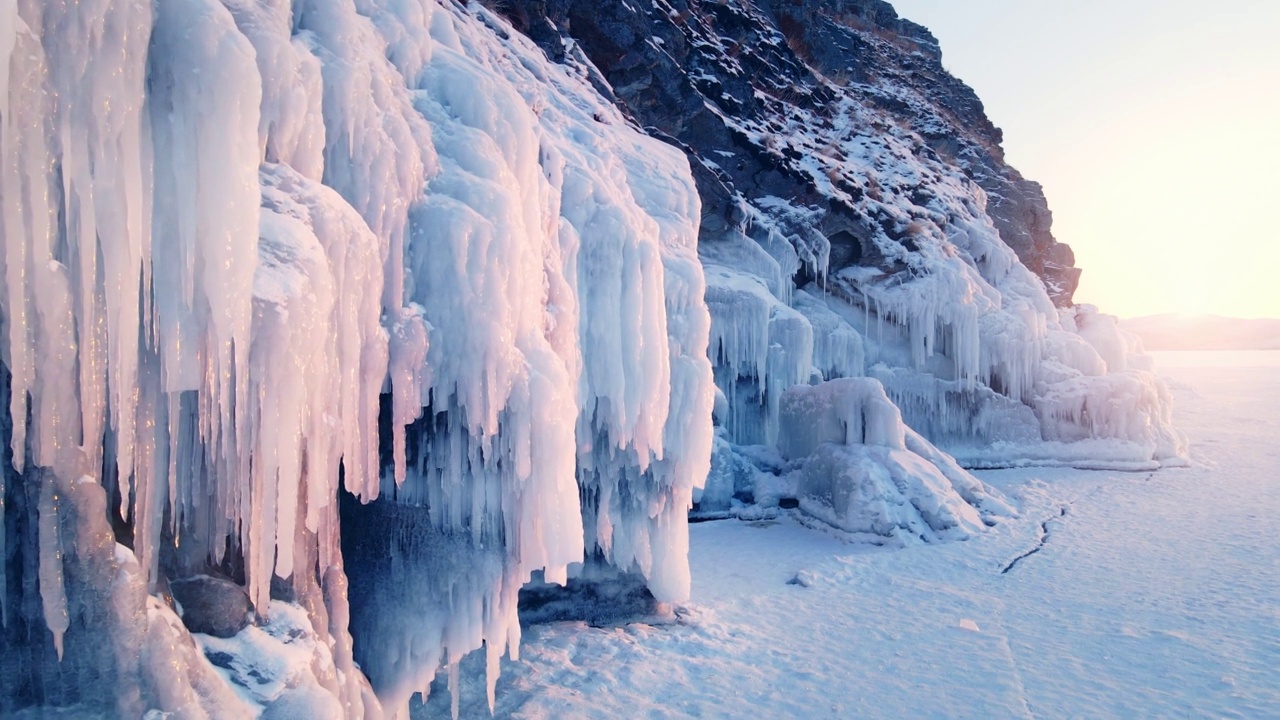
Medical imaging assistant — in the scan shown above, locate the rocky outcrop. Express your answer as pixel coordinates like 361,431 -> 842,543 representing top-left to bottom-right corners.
169,575 -> 252,639
496,0 -> 1080,304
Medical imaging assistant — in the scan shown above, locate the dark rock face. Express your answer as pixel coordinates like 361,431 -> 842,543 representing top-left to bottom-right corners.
169,575 -> 252,639
496,0 -> 1080,304
518,563 -> 659,627
774,2 -> 1082,302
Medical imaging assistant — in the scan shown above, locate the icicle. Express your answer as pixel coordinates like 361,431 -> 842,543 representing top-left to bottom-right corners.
388,306 -> 430,485
485,639 -> 500,713
448,660 -> 460,720
38,472 -> 69,660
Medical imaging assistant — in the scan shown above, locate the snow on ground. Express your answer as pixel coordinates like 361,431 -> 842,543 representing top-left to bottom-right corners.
414,351 -> 1280,718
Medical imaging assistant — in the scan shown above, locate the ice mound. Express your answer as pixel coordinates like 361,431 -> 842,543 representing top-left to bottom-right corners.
778,379 -> 1013,543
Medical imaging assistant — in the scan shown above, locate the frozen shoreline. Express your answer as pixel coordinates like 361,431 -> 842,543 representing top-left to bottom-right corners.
417,354 -> 1280,718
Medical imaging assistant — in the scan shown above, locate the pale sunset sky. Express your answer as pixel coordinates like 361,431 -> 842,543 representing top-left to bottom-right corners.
886,0 -> 1280,319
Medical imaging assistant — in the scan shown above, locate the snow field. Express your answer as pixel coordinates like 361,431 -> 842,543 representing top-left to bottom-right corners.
427,353 -> 1277,719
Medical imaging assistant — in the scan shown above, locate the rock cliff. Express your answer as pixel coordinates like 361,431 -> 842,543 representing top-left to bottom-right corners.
499,0 -> 1081,303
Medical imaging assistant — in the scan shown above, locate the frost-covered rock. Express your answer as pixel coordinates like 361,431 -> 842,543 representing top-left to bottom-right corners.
197,601 -> 355,719
170,575 -> 252,640
502,0 -> 1080,301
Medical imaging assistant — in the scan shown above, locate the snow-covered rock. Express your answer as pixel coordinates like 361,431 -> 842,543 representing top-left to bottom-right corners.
503,0 -> 1186,473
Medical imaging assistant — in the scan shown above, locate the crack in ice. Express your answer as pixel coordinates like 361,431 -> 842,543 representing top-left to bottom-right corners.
1001,505 -> 1069,575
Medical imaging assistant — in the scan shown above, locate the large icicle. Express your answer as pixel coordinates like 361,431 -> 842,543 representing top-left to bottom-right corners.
37,471 -> 69,659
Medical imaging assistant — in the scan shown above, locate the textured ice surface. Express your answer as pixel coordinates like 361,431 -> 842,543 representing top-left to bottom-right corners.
0,1 -> 709,716
778,378 -> 1013,542
700,79 -> 1185,474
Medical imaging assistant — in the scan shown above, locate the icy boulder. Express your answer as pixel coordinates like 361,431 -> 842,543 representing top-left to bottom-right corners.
196,601 -> 359,720
778,379 -> 1013,542
169,575 -> 252,639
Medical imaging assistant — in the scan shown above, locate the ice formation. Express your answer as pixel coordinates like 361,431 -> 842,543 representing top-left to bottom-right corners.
353,4 -> 714,707
697,164 -> 1184,521
697,88 -> 1186,489
658,1 -> 1186,536
0,1 -> 710,716
777,378 -> 1013,543
0,0 -> 1185,716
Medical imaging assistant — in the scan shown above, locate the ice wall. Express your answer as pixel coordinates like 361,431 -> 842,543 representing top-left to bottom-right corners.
0,0 -> 711,716
358,3 -> 713,708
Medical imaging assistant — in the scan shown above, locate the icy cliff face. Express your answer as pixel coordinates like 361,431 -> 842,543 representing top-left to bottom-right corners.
501,0 -> 1185,479
1,0 -> 1183,716
1,0 -> 710,715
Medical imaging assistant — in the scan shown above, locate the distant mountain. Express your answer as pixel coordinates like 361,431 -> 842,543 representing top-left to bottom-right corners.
1122,315 -> 1280,351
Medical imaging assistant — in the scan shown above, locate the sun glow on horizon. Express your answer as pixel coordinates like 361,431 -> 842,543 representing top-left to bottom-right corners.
886,0 -> 1280,320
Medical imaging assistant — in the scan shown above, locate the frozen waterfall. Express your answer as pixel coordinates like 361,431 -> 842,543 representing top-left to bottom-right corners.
0,1 -> 710,716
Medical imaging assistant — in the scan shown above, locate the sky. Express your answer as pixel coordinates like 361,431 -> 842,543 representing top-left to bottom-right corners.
885,0 -> 1280,320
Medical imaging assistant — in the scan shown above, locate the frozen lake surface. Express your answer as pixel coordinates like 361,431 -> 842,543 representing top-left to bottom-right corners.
421,351 -> 1280,718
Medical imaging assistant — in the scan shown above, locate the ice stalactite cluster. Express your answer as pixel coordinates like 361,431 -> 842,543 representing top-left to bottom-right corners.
1,0 -> 711,717
699,85 -> 1185,486
355,4 -> 713,709
0,0 -> 392,712
691,58 -> 1185,533
704,263 -> 813,447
